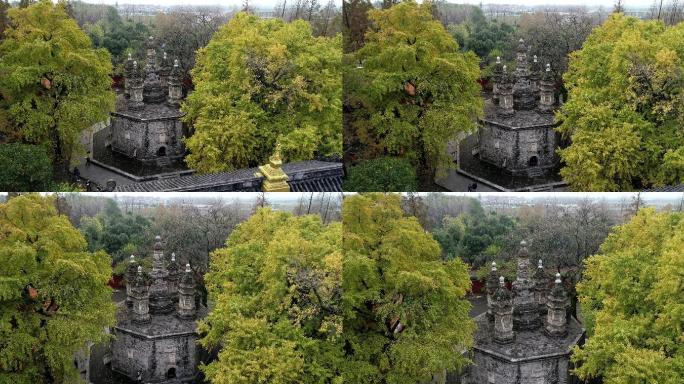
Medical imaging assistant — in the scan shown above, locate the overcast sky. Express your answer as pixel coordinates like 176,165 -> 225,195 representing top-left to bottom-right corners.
82,0 -> 657,8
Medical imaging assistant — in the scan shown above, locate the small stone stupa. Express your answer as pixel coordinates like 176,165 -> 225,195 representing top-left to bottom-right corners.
478,39 -> 561,177
457,240 -> 585,384
111,235 -> 206,383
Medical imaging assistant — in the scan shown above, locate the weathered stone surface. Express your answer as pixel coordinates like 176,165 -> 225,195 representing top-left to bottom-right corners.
454,313 -> 585,384
478,99 -> 559,176
113,235 -> 206,383
111,37 -> 186,166
478,39 -> 560,177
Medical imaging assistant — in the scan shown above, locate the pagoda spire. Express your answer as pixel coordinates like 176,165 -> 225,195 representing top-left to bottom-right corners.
545,273 -> 569,337
533,259 -> 551,315
492,276 -> 514,344
125,255 -> 137,308
512,240 -> 541,330
178,263 -> 196,319
497,65 -> 514,117
130,266 -> 150,324
512,38 -> 536,110
486,261 -> 499,321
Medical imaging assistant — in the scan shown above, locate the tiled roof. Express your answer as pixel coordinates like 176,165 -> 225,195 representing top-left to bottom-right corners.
114,160 -> 343,192
643,184 -> 684,192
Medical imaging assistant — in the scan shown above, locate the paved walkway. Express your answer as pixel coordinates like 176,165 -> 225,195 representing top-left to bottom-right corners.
74,157 -> 133,190
435,169 -> 499,192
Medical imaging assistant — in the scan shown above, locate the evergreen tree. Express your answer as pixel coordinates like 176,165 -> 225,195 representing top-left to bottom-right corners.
183,12 -> 342,173
558,14 -> 684,190
199,208 -> 343,383
343,157 -> 418,192
0,143 -> 53,191
345,1 -> 482,186
0,194 -> 116,384
0,0 -> 115,177
572,208 -> 684,383
342,193 -> 473,383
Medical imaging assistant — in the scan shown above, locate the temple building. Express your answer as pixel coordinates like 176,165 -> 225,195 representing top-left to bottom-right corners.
111,36 -> 186,166
477,39 -> 560,177
456,240 -> 585,384
112,236 -> 206,383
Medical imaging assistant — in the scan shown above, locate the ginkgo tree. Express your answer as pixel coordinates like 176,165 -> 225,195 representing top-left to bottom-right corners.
342,193 -> 474,384
0,0 -> 115,177
572,208 -> 684,383
0,194 -> 116,384
345,0 -> 482,186
183,12 -> 342,173
558,14 -> 684,191
199,208 -> 344,384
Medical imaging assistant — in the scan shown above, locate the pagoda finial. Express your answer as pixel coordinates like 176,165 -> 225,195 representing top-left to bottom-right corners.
256,144 -> 290,192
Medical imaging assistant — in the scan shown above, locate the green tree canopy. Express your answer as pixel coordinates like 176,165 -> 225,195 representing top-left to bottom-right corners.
0,0 -> 115,175
199,208 -> 343,383
0,143 -> 53,191
342,193 -> 473,383
0,194 -> 115,384
78,199 -> 151,266
432,199 -> 516,266
572,208 -> 684,383
182,12 -> 342,173
343,156 -> 418,191
81,5 -> 149,68
558,14 -> 684,191
346,1 -> 482,186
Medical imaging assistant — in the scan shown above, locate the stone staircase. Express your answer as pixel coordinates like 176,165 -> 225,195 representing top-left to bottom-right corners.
526,167 -> 544,178
156,157 -> 172,167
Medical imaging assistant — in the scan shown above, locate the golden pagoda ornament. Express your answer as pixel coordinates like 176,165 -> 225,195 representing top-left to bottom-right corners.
256,144 -> 290,192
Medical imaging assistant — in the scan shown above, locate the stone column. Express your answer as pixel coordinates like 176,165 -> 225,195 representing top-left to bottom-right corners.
533,259 -> 550,315
131,266 -> 150,324
492,276 -> 514,344
178,264 -> 196,320
512,240 -> 541,330
486,261 -> 499,321
125,255 -> 137,309
545,273 -> 568,337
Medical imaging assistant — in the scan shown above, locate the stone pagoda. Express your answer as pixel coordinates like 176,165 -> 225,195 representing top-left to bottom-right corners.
111,235 -> 206,383
478,39 -> 560,177
111,36 -> 186,165
456,240 -> 585,384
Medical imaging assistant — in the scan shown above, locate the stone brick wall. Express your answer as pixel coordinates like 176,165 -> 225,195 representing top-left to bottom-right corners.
111,116 -> 184,162
455,352 -> 569,384
111,329 -> 198,382
479,123 -> 558,174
